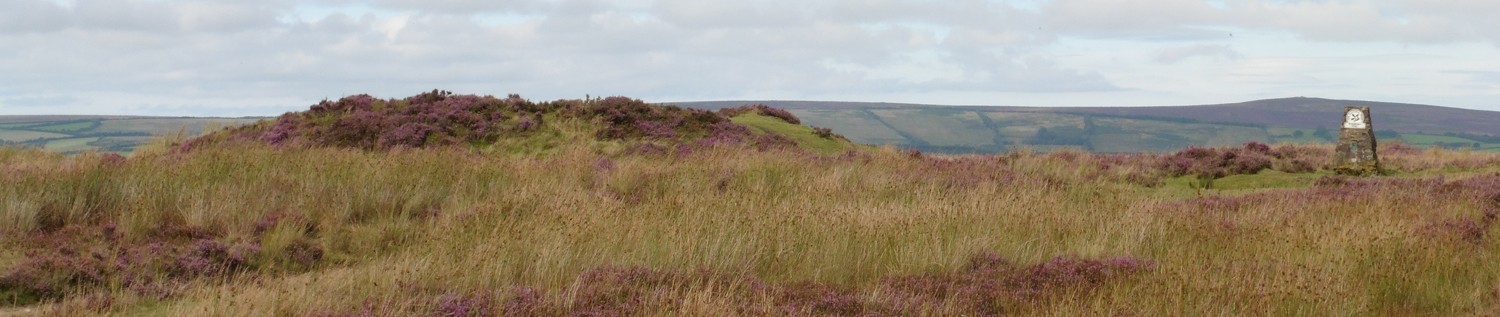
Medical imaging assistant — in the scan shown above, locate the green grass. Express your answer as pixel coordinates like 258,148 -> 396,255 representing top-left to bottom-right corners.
789,109 -> 909,146
0,122 -> 43,129
984,112 -> 1084,146
731,114 -> 864,155
0,129 -> 69,142
872,109 -> 994,147
1397,134 -> 1499,151
30,121 -> 96,132
94,118 -> 264,136
42,137 -> 100,153
1400,134 -> 1483,144
1092,117 -> 1271,152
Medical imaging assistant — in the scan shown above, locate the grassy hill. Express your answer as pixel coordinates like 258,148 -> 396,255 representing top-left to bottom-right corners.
672,97 -> 1500,153
5,90 -> 1500,314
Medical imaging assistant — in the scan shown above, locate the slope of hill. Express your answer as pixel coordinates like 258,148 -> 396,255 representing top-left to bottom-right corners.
670,97 -> 1500,153
0,117 -> 264,154
1029,97 -> 1500,136
6,97 -> 1495,155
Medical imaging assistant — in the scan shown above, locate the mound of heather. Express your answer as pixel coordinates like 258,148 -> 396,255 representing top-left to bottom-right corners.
195,90 -> 813,152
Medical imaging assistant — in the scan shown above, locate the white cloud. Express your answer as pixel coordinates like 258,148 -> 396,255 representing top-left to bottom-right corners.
1152,44 -> 1243,64
0,0 -> 1499,116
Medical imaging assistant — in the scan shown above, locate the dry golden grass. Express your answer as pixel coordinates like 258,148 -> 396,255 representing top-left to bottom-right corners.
2,121 -> 1500,316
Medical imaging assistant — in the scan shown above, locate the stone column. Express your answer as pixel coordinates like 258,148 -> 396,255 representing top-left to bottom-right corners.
1333,106 -> 1379,174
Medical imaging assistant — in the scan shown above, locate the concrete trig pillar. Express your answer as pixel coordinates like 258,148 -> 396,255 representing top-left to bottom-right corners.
1334,106 -> 1379,174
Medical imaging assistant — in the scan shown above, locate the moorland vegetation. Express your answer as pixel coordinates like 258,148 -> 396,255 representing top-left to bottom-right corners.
2,91 -> 1500,316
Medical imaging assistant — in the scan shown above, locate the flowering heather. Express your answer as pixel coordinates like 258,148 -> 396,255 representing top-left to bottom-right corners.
880,253 -> 1154,316
586,96 -> 724,140
1157,143 -> 1274,178
433,291 -> 497,317
719,104 -> 801,124
0,224 -> 261,305
187,91 -> 813,154
695,121 -> 754,147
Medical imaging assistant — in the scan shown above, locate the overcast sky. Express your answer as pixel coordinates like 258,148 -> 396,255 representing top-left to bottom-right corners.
2,0 -> 1498,116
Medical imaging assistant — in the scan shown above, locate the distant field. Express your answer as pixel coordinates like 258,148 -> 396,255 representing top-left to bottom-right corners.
873,108 -> 993,147
1402,134 -> 1485,145
96,118 -> 264,136
790,109 -> 909,146
985,112 -> 1081,145
0,115 -> 138,123
1091,118 -> 1271,152
1399,134 -> 1499,151
0,129 -> 70,142
43,137 -> 100,152
31,121 -> 97,132
1266,128 -> 1334,144
798,109 -> 1292,153
0,123 -> 41,129
0,116 -> 266,154
676,97 -> 1500,154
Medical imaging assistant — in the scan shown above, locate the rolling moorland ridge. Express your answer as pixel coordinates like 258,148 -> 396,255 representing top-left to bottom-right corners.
676,97 -> 1500,153
2,90 -> 1500,315
7,97 -> 1500,155
0,116 -> 262,155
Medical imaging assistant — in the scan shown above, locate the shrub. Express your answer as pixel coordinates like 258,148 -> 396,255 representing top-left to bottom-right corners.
1157,143 -> 1277,178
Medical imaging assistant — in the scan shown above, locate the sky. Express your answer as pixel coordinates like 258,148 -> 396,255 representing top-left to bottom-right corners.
1,0 -> 1499,116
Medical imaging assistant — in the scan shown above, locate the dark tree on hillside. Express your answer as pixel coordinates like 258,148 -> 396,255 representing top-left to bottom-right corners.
1312,126 -> 1332,141
1292,130 -> 1304,138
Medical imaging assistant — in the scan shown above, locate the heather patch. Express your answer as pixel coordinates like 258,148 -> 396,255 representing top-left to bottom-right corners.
1157,143 -> 1276,178
0,224 -> 255,305
0,213 -> 327,306
585,96 -> 727,141
880,253 -> 1154,316
311,253 -> 1153,316
183,91 -> 829,156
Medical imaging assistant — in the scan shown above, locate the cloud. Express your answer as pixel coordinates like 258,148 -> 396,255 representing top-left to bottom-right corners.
1449,71 -> 1500,84
374,0 -> 547,14
1151,44 -> 1243,64
0,0 -> 73,33
1041,0 -> 1229,39
2,95 -> 81,107
1,0 -> 1500,115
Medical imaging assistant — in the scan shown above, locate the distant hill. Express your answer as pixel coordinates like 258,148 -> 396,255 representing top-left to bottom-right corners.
0,116 -> 265,154
1011,97 -> 1500,136
669,97 -> 1500,153
6,97 -> 1496,155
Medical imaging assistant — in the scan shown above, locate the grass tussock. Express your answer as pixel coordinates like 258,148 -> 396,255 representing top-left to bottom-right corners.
4,93 -> 1500,316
